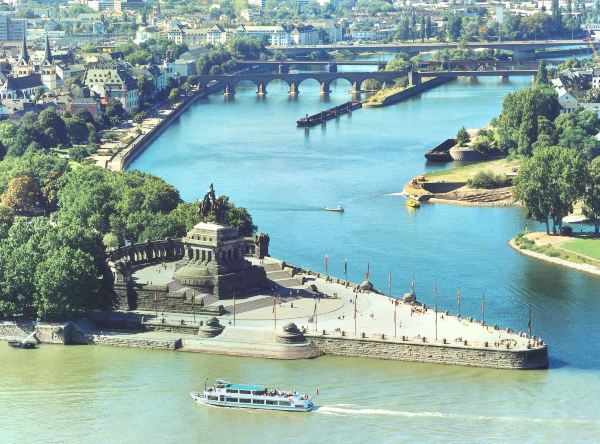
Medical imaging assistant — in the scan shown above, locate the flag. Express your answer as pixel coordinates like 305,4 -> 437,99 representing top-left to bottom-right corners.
344,257 -> 347,275
354,296 -> 357,320
365,262 -> 370,280
233,292 -> 236,311
153,292 -> 157,303
325,254 -> 328,273
411,273 -> 415,293
314,299 -> 317,317
273,294 -> 279,313
393,300 -> 397,323
191,293 -> 195,307
457,287 -> 461,304
388,270 -> 392,286
528,306 -> 532,336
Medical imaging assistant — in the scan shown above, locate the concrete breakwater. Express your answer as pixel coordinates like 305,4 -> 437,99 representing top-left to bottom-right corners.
307,333 -> 548,370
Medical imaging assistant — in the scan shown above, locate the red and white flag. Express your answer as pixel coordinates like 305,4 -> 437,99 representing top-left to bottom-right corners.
153,292 -> 157,304
325,254 -> 328,274
272,294 -> 279,313
365,262 -> 370,280
458,287 -> 461,304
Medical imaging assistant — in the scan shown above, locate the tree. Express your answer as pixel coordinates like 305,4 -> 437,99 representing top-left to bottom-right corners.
536,60 -> 549,85
0,175 -> 43,214
456,127 -> 470,146
168,88 -> 181,105
0,140 -> 5,161
552,0 -> 563,32
584,157 -> 600,234
36,109 -> 68,148
65,118 -> 90,145
133,111 -> 147,125
514,146 -> 584,234
426,15 -> 433,40
33,247 -> 99,318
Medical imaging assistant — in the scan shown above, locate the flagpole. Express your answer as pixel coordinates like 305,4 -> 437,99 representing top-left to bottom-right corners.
394,300 -> 397,339
481,292 -> 485,327
344,257 -> 348,284
528,305 -> 532,339
315,297 -> 318,332
458,286 -> 461,318
434,284 -> 438,341
354,294 -> 358,336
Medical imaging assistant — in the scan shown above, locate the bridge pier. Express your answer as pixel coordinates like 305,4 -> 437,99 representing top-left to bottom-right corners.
328,63 -> 338,73
408,71 -> 421,86
278,64 -> 289,74
320,81 -> 331,95
257,82 -> 267,96
351,81 -> 362,95
224,83 -> 235,96
288,82 -> 298,95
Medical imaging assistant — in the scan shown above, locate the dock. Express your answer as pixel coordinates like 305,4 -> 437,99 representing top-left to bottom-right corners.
297,101 -> 362,128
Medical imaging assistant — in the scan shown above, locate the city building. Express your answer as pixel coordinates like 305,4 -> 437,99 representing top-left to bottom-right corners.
0,14 -> 27,42
291,25 -> 319,45
83,62 -> 139,112
114,0 -> 146,12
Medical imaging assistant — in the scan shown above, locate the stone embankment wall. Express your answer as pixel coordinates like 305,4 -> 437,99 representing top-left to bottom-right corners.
306,335 -> 548,370
420,182 -> 466,194
91,334 -> 182,350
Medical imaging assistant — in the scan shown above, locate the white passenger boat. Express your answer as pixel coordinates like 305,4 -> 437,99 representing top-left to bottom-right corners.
324,206 -> 344,212
190,380 -> 314,412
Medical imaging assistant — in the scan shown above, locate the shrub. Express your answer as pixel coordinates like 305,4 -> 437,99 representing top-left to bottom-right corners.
467,170 -> 508,189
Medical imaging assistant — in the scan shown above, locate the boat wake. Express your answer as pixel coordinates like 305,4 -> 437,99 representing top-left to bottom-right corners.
316,404 -> 600,425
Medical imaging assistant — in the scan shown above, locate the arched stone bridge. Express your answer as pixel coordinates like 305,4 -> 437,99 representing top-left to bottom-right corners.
197,71 -> 409,96
198,69 -> 535,96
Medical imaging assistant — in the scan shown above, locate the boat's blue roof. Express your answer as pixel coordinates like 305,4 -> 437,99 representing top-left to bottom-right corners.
227,383 -> 265,391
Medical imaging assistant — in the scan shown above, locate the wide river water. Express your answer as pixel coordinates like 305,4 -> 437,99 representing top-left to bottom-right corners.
3,74 -> 600,443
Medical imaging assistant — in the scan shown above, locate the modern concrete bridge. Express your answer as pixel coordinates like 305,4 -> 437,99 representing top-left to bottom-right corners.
273,39 -> 594,57
198,68 -> 536,96
236,58 -> 540,74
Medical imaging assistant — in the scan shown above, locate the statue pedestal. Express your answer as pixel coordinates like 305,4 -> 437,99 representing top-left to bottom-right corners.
173,222 -> 266,299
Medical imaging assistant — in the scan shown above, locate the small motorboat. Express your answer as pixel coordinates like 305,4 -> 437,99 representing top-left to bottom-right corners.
406,198 -> 421,208
325,206 -> 344,212
8,340 -> 37,349
191,380 -> 314,412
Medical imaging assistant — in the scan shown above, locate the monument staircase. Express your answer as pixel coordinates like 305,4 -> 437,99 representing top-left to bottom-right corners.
263,262 -> 304,288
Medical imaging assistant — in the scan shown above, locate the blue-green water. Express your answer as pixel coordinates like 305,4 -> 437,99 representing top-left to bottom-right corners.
3,76 -> 600,443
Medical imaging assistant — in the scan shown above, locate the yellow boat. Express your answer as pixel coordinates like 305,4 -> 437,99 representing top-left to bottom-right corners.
406,197 -> 421,208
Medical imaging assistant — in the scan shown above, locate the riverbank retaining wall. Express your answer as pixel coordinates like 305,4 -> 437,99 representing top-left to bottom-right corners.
306,334 -> 548,370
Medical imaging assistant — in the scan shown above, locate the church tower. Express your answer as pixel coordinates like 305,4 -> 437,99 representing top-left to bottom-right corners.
40,35 -> 57,91
14,34 -> 34,77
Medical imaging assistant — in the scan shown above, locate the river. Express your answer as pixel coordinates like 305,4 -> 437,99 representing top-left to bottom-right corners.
2,75 -> 600,443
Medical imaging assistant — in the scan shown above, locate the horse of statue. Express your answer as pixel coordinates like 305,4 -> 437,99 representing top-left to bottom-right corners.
198,184 -> 228,225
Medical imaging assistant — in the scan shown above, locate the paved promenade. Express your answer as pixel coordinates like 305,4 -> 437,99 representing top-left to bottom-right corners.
131,257 -> 536,350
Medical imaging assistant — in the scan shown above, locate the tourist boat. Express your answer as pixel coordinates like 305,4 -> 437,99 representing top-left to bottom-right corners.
324,206 -> 344,212
406,198 -> 421,208
190,380 -> 314,412
7,340 -> 36,349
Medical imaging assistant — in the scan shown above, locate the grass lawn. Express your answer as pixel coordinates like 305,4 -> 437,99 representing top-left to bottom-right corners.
560,238 -> 600,261
424,158 -> 521,183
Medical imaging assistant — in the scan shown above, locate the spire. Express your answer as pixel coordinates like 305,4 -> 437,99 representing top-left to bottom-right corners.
43,34 -> 53,64
20,34 -> 29,64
